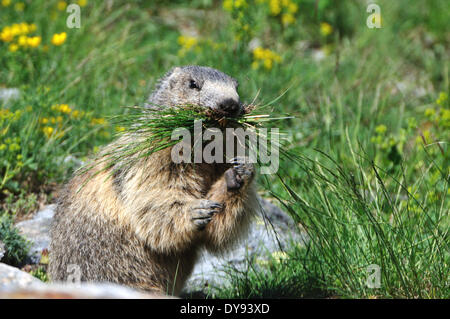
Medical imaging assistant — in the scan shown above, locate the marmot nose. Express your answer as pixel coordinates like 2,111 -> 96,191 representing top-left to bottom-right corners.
218,98 -> 241,117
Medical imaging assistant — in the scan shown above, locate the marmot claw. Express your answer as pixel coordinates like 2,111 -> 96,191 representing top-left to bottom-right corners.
190,199 -> 223,230
225,157 -> 254,191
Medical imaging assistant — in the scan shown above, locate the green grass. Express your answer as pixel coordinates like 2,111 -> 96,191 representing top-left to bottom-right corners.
0,0 -> 448,297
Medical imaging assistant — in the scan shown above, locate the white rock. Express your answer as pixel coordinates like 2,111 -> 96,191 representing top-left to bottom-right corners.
15,205 -> 56,264
0,88 -> 20,105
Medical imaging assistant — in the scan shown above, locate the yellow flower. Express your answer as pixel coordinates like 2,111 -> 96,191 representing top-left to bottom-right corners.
263,58 -> 273,70
91,118 -> 106,125
436,92 -> 448,105
58,104 -> 72,114
269,0 -> 281,16
77,0 -> 87,7
320,22 -> 333,36
51,32 -> 67,46
19,22 -> 29,34
115,126 -> 126,132
27,36 -> 41,48
43,126 -> 54,138
251,61 -> 259,70
271,251 -> 288,263
281,13 -> 295,26
178,35 -> 198,50
9,143 -> 20,152
223,0 -> 233,11
18,35 -> 27,47
10,24 -> 21,36
234,0 -> 247,8
15,2 -> 25,11
375,124 -> 387,135
71,110 -> 81,119
8,43 -> 19,52
0,27 -> 13,42
1,0 -> 11,7
57,1 -> 67,11
424,108 -> 435,118
287,2 -> 298,14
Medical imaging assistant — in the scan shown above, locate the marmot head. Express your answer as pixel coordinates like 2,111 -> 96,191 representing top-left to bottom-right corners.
147,65 -> 242,117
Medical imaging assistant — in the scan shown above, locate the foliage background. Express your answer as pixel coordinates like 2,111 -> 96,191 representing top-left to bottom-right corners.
0,0 -> 448,298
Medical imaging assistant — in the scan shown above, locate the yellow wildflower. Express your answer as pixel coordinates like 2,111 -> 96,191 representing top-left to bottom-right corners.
27,36 -> 41,48
29,24 -> 37,32
375,124 -> 387,135
424,108 -> 435,118
234,0 -> 247,8
58,104 -> 72,114
287,2 -> 298,14
10,24 -> 21,36
77,0 -> 87,7
263,58 -> 273,70
57,1 -> 67,11
43,126 -> 54,138
9,143 -> 20,152
320,22 -> 333,36
15,2 -> 25,11
1,0 -> 11,7
269,0 -> 281,16
0,27 -> 13,42
223,0 -> 233,11
8,43 -> 19,52
115,126 -> 126,132
252,47 -> 281,70
178,35 -> 198,50
91,118 -> 106,125
436,92 -> 448,105
51,32 -> 67,46
18,35 -> 28,47
281,13 -> 295,26
271,251 -> 288,263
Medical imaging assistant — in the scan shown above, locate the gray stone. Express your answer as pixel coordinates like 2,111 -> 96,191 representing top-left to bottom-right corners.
0,241 -> 4,260
0,263 -> 43,289
13,197 -> 305,297
182,197 -> 307,296
0,88 -> 20,105
15,205 -> 56,264
0,263 -> 169,298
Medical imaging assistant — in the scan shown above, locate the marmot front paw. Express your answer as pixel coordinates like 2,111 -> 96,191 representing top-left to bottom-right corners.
190,199 -> 223,230
225,157 -> 255,191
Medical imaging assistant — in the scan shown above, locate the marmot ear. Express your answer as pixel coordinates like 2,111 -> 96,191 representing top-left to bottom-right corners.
168,67 -> 182,89
232,78 -> 239,89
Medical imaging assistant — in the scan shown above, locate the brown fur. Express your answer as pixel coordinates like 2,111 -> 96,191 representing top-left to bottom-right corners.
49,66 -> 258,295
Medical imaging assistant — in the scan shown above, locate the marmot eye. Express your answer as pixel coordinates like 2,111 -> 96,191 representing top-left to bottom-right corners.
189,80 -> 200,90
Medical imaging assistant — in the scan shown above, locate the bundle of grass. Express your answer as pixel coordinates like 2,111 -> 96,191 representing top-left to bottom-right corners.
80,102 -> 291,183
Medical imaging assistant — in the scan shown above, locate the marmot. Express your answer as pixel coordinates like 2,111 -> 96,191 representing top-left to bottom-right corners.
49,66 -> 258,295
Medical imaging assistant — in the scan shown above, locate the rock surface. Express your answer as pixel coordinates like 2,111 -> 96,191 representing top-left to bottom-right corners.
9,197 -> 304,298
182,197 -> 306,296
0,88 -> 20,105
0,263 -> 167,298
15,205 -> 55,264
0,263 -> 43,289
